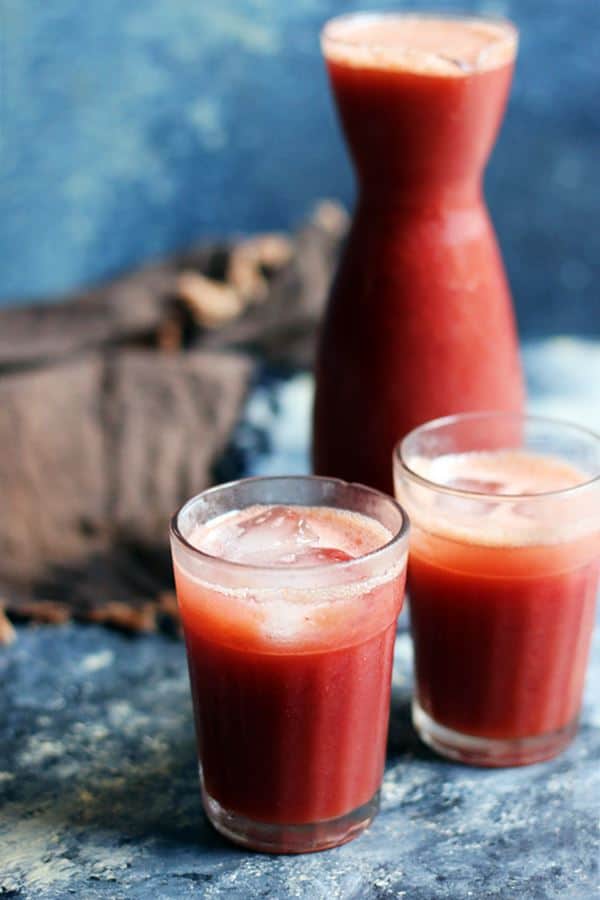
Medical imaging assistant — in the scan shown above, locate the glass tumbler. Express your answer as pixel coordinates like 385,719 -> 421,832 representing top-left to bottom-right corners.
394,412 -> 600,766
170,476 -> 409,851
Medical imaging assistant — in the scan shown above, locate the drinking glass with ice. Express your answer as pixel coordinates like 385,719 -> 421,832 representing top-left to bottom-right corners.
170,476 -> 409,853
394,412 -> 600,766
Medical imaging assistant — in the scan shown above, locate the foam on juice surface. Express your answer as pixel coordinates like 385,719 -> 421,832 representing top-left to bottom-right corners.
180,505 -> 403,647
422,449 -> 587,495
402,449 -> 596,547
190,504 -> 392,567
323,14 -> 517,76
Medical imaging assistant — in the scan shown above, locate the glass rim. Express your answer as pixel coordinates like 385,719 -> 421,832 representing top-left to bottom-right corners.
170,474 -> 410,575
394,411 -> 600,501
321,11 -> 519,58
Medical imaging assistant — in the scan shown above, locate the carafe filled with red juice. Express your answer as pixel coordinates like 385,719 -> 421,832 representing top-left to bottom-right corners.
314,13 -> 525,493
394,413 -> 600,766
170,476 -> 409,852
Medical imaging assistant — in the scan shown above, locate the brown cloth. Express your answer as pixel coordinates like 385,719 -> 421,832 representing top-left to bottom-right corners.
0,201 -> 347,641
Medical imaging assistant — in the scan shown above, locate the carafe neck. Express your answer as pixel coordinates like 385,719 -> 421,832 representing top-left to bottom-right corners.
327,57 -> 514,210
357,176 -> 482,212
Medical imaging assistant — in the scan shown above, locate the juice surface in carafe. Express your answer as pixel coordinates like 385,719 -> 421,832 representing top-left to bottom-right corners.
313,14 -> 525,493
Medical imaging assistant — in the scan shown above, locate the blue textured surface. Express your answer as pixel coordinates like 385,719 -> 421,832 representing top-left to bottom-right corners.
1,622 -> 598,899
1,339 -> 599,898
1,1 -> 599,336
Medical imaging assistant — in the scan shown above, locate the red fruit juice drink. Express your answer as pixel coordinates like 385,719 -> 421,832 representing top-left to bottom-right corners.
395,413 -> 600,766
314,13 -> 524,493
170,477 -> 409,852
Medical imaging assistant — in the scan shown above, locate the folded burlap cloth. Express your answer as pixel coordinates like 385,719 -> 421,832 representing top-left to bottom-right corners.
0,202 -> 347,642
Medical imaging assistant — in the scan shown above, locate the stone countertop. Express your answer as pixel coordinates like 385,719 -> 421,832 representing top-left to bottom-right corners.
1,338 -> 599,899
1,621 -> 598,900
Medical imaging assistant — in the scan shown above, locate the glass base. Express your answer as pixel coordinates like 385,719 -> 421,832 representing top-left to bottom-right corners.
201,782 -> 380,854
413,700 -> 579,767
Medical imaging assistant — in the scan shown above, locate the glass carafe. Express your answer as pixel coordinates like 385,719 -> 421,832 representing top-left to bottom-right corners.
313,13 -> 525,493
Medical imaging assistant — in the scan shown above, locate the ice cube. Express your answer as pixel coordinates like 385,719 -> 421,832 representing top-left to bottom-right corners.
434,490 -> 499,519
429,476 -> 507,518
261,601 -> 309,640
511,499 -> 540,521
224,505 -> 320,565
281,546 -> 354,567
445,477 -> 507,495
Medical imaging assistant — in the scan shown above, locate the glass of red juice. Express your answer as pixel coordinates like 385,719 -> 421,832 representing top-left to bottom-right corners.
170,476 -> 409,852
394,413 -> 600,766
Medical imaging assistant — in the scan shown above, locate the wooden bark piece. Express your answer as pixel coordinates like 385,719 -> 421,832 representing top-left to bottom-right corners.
199,201 -> 348,367
0,201 -> 348,641
0,356 -> 108,583
176,272 -> 243,328
0,265 -> 178,370
0,350 -> 254,638
111,349 -> 254,544
227,233 -> 294,303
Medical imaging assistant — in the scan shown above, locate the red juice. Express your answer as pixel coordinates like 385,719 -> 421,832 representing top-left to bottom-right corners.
314,14 -> 524,493
396,443 -> 600,765
410,528 -> 599,740
171,482 -> 408,852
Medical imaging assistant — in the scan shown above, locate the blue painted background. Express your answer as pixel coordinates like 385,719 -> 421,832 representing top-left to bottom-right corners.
1,0 -> 598,335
